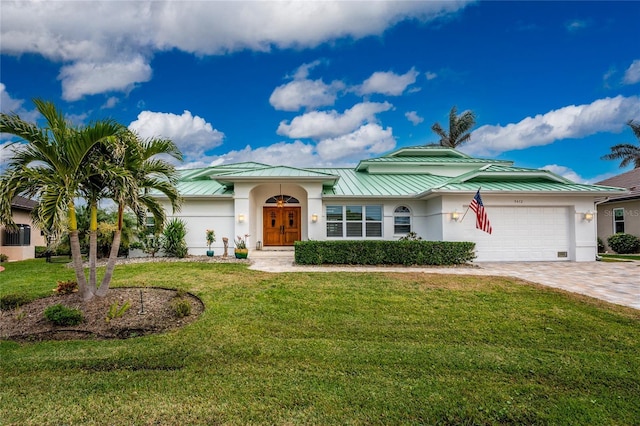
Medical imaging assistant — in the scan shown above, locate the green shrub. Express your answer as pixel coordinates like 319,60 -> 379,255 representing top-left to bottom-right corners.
597,237 -> 605,253
35,246 -> 49,258
0,294 -> 31,311
398,232 -> 422,241
0,253 -> 8,262
54,280 -> 78,295
105,300 -> 131,323
163,218 -> 188,258
172,298 -> 192,318
607,233 -> 640,254
294,240 -> 476,266
44,304 -> 83,326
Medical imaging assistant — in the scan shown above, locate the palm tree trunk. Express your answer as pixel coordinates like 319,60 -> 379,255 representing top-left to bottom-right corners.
88,202 -> 98,295
68,203 -> 91,301
96,204 -> 123,297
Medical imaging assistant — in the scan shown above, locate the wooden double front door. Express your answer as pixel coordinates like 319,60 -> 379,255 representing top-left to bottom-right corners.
263,207 -> 301,246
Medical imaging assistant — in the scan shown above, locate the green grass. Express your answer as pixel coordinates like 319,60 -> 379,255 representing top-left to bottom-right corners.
600,253 -> 640,261
1,259 -> 639,425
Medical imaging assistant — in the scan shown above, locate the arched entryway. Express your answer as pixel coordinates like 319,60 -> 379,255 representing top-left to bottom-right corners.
262,194 -> 301,246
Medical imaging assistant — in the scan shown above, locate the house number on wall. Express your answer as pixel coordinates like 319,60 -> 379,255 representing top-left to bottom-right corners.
514,199 -> 524,204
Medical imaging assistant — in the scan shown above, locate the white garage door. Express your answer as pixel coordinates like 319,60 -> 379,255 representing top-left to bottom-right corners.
466,206 -> 571,261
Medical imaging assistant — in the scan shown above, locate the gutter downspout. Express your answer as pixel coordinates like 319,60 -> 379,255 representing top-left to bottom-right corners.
593,197 -> 610,258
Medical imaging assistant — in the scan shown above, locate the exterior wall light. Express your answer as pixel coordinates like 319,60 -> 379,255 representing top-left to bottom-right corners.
311,213 -> 318,223
583,211 -> 594,222
451,211 -> 460,222
238,214 -> 245,223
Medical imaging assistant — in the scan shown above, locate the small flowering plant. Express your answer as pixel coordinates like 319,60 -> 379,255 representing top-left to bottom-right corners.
234,234 -> 249,250
205,229 -> 216,250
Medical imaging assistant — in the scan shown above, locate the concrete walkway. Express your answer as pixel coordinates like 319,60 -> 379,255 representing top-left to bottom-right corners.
248,250 -> 640,310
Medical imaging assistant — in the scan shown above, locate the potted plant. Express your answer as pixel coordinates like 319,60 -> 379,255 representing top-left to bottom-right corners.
234,234 -> 249,259
206,229 -> 216,256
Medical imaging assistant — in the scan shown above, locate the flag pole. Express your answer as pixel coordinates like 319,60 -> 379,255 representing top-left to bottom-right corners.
459,187 -> 481,222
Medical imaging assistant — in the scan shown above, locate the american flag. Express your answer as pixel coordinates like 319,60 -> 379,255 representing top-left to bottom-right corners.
469,190 -> 492,234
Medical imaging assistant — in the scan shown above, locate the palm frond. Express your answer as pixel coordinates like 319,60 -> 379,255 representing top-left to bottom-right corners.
627,119 -> 640,140
430,106 -> 476,148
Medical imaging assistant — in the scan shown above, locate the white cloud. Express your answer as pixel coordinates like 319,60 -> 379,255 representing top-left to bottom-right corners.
186,139 -> 364,169
425,71 -> 438,80
316,123 -> 395,162
540,164 -> 587,184
129,110 -> 224,160
1,1 -> 471,100
602,67 -> 616,88
101,96 -> 119,109
0,84 -> 40,139
566,19 -> 589,33
292,60 -> 321,80
64,113 -> 89,126
0,141 -> 16,170
0,83 -> 24,113
623,59 -> 640,85
277,101 -> 392,139
270,62 -> 345,111
405,111 -> 424,125
216,141 -> 323,167
357,68 -> 419,96
541,164 -> 618,185
59,57 -> 152,101
464,96 -> 640,156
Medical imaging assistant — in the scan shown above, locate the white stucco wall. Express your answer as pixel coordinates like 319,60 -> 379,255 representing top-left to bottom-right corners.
163,197 -> 234,255
161,190 -> 599,262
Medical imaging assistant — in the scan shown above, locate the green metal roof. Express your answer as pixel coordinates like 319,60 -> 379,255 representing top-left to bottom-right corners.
358,156 -> 511,164
385,145 -> 472,158
434,180 -> 626,193
179,162 -> 271,181
317,169 -> 449,197
169,147 -> 626,198
174,180 -> 231,197
355,146 -> 513,171
215,165 -> 338,180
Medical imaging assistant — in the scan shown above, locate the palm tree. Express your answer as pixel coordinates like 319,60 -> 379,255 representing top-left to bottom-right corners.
602,119 -> 640,169
431,106 -> 477,148
0,99 -> 121,301
95,130 -> 182,297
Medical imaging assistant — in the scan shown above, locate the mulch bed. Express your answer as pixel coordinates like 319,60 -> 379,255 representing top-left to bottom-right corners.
0,287 -> 205,342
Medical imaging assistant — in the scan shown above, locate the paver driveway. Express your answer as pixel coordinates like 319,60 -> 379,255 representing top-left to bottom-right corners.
249,251 -> 640,310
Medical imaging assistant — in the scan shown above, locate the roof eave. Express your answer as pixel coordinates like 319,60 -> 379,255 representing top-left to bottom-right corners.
216,176 -> 339,184
417,188 -> 629,199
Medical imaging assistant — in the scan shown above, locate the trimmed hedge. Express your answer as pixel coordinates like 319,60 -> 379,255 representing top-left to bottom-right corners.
294,240 -> 476,266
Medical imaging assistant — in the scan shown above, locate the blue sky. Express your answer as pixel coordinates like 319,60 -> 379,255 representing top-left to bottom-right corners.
1,1 -> 639,183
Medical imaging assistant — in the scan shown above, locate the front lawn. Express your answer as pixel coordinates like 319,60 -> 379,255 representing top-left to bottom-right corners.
1,259 -> 639,425
600,253 -> 640,261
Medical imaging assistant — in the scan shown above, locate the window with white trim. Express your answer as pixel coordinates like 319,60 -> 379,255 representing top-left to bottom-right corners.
613,208 -> 625,233
326,205 -> 382,238
394,206 -> 412,234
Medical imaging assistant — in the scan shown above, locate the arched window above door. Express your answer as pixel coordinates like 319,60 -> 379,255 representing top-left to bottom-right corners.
265,195 -> 299,204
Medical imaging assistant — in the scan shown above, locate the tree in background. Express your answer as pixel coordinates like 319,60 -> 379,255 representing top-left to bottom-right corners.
602,119 -> 640,169
431,106 -> 477,148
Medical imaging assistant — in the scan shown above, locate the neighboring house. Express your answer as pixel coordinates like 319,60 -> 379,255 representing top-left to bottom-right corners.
153,146 -> 625,262
0,196 -> 46,261
595,168 -> 640,251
